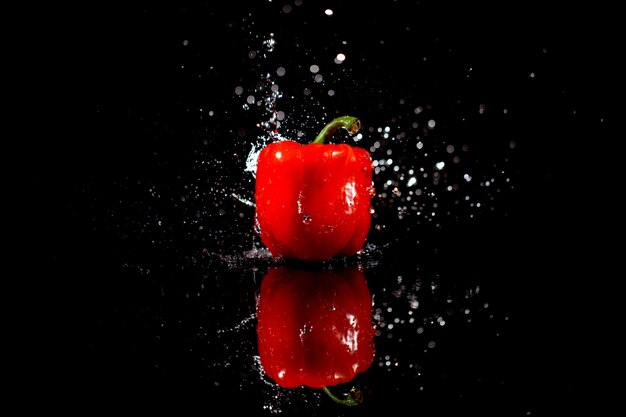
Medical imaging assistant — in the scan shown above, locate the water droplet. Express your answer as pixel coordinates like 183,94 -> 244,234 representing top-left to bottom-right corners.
302,215 -> 312,225
263,34 -> 276,52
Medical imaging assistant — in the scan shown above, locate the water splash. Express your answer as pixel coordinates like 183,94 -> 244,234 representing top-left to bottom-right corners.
216,313 -> 257,334
362,110 -> 518,232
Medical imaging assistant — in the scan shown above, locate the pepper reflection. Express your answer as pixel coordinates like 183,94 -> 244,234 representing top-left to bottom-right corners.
256,265 -> 376,405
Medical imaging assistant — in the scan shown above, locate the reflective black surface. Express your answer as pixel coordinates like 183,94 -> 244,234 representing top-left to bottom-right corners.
25,1 -> 616,416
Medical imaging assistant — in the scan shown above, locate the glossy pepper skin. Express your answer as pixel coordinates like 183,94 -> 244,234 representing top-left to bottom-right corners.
254,116 -> 373,262
255,266 -> 376,389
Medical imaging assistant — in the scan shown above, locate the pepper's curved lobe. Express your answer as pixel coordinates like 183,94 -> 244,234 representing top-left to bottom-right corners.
254,139 -> 374,261
256,266 -> 376,389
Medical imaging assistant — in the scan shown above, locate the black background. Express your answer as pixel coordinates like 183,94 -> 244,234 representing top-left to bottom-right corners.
20,1 -> 617,415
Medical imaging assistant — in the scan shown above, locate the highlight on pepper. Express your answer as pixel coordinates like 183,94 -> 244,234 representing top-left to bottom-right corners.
253,116 -> 374,261
255,265 -> 376,405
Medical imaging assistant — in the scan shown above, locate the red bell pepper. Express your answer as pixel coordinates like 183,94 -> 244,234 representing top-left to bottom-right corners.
255,265 -> 376,405
254,116 -> 374,261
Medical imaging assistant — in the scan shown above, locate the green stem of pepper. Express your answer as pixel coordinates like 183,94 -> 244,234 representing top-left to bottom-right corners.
312,116 -> 361,144
321,386 -> 363,406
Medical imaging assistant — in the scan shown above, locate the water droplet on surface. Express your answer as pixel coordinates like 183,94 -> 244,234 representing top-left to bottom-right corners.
302,215 -> 312,225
